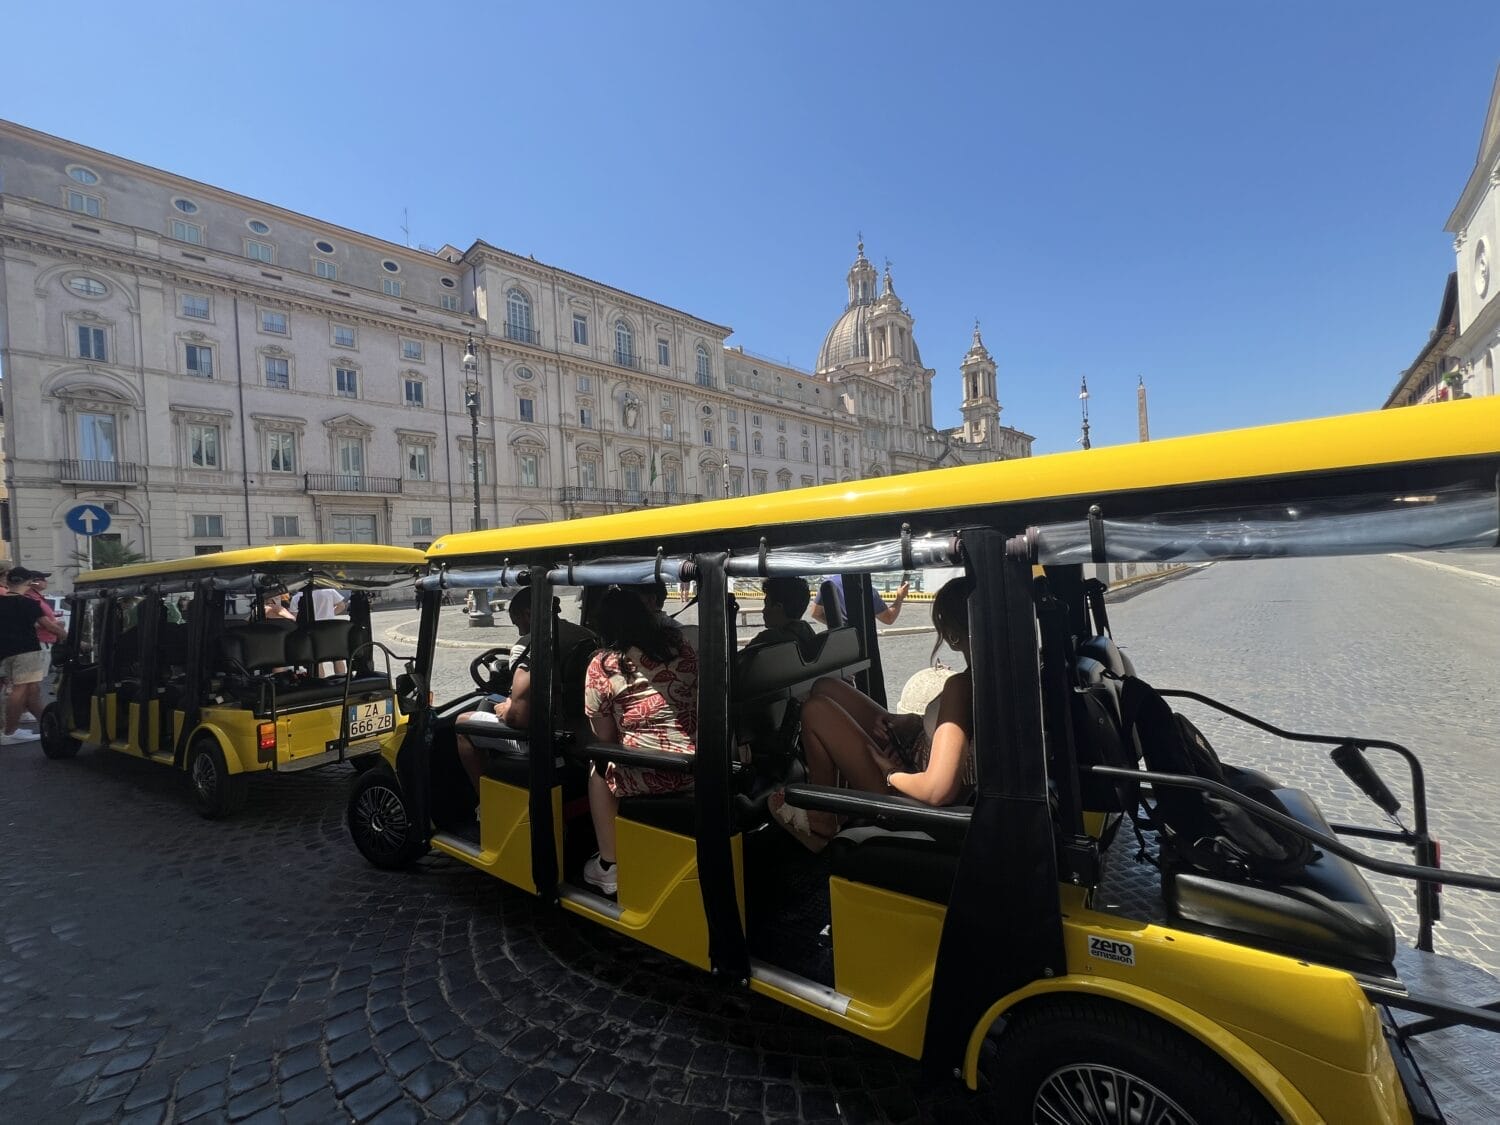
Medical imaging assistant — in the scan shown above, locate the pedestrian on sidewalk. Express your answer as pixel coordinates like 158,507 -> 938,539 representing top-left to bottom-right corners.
811,574 -> 909,626
1,567 -> 68,744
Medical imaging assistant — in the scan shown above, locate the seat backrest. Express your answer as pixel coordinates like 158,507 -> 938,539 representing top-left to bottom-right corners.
1077,635 -> 1135,678
221,623 -> 291,673
1070,656 -> 1138,812
310,619 -> 353,663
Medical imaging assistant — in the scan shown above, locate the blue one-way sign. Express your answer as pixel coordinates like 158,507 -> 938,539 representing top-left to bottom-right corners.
65,503 -> 112,536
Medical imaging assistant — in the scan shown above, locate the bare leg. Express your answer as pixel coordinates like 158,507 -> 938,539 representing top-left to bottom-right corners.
453,715 -> 484,798
5,683 -> 40,736
798,694 -> 891,837
808,676 -> 891,735
588,768 -> 620,862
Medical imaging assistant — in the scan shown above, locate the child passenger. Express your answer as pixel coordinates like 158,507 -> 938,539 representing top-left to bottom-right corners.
773,577 -> 975,850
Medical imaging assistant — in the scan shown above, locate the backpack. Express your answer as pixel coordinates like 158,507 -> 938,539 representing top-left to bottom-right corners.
1119,675 -> 1317,881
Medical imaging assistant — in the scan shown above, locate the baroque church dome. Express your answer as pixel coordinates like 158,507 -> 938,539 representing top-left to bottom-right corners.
816,240 -> 922,373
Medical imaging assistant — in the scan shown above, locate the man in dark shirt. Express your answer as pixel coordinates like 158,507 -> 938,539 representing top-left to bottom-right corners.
1,567 -> 68,743
749,577 -> 820,659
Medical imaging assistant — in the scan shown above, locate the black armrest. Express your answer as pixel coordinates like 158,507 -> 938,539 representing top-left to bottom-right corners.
783,783 -> 972,837
577,741 -> 695,774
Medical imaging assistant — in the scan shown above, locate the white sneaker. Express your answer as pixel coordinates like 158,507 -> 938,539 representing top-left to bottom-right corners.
1,730 -> 40,744
582,853 -> 618,896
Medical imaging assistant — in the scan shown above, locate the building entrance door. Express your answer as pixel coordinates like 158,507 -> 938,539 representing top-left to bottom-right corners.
329,514 -> 377,543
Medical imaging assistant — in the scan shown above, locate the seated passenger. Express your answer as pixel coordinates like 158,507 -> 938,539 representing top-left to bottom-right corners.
454,586 -> 597,796
774,577 -> 975,850
624,579 -> 698,651
747,576 -> 818,659
582,587 -> 699,896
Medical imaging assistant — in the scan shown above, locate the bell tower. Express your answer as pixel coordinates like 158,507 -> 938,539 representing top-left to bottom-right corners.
958,321 -> 1000,446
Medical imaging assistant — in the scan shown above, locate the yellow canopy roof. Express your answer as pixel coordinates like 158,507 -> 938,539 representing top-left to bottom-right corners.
76,543 -> 427,588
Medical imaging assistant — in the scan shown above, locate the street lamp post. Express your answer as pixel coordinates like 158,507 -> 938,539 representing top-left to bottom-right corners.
462,334 -> 494,627
721,454 -> 730,498
1078,375 -> 1092,451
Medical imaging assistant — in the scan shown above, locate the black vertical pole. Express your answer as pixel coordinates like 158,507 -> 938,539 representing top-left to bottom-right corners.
527,567 -> 558,899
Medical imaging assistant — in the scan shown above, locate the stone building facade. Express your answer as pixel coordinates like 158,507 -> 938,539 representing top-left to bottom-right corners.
0,122 -> 1028,582
1444,64 -> 1500,400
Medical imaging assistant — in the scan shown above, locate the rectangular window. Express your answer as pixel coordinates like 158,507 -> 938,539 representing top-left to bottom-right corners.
657,339 -> 670,367
576,374 -> 592,392
68,190 -> 102,217
579,406 -> 593,428
401,339 -> 424,361
267,432 -> 296,473
187,424 -> 221,469
411,516 -> 433,537
518,397 -> 534,422
272,514 -> 300,537
703,427 -> 714,447
184,343 -> 214,378
520,453 -> 538,487
245,239 -> 274,263
466,448 -> 489,484
181,294 -> 211,320
403,377 -> 424,407
191,514 -> 225,538
728,408 -> 738,422
335,367 -> 359,398
623,465 -> 641,493
332,324 -> 356,348
580,461 -> 598,489
752,414 -> 761,426
777,419 -> 786,431
662,421 -> 673,440
404,443 -> 429,481
440,294 -> 459,311
572,314 -> 588,345
171,219 -> 203,245
77,324 -> 107,361
194,545 -> 222,556
264,356 -> 289,389
336,437 -> 364,476
382,278 -> 402,297
314,259 -> 337,279
260,310 -> 288,334
77,411 -> 117,462
801,424 -> 809,436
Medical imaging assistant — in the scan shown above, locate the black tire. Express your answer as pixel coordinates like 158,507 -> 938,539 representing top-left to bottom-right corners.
39,704 -> 82,760
991,997 -> 1279,1125
186,736 -> 249,819
348,769 -> 425,869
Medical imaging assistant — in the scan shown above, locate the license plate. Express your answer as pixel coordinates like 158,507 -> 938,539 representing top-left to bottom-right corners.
346,699 -> 394,739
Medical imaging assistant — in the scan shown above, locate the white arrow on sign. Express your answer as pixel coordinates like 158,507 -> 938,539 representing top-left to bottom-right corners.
79,507 -> 100,532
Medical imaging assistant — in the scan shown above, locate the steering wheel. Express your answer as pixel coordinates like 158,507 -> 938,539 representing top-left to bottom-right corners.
469,646 -> 513,693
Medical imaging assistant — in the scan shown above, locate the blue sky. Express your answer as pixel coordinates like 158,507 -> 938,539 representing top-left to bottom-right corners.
4,3 -> 1497,452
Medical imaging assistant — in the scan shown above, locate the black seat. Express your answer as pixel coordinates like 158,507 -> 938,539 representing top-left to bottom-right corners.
1164,787 -> 1397,974
220,622 -> 292,674
1069,641 -> 1397,974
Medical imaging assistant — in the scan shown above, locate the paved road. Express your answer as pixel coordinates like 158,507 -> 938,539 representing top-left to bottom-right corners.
0,556 -> 1495,1122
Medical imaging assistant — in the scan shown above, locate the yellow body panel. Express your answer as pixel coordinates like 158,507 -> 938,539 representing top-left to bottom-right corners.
428,397 -> 1500,562
954,906 -> 1410,1125
430,780 -> 564,895
561,822 -> 744,971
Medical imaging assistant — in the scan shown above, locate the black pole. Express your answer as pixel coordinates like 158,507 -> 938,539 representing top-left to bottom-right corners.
464,333 -> 493,626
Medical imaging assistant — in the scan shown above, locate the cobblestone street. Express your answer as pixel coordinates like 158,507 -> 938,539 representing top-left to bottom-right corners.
1,555 -> 1496,1122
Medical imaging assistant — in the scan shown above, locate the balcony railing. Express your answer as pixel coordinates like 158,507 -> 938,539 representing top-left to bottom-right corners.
56,458 -> 140,485
612,351 -> 643,371
303,472 -> 402,494
504,322 -> 539,345
559,486 -> 702,508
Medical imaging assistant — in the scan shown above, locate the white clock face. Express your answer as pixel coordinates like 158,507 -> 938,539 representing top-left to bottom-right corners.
1478,241 -> 1490,298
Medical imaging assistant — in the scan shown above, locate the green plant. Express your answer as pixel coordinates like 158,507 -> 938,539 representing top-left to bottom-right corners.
71,539 -> 147,570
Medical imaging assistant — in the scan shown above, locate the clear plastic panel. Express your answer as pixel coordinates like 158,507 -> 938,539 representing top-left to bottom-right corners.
1033,490 -> 1499,565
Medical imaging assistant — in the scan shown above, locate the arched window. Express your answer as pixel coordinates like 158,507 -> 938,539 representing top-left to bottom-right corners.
505,289 -> 533,343
615,320 -> 635,365
695,344 -> 712,386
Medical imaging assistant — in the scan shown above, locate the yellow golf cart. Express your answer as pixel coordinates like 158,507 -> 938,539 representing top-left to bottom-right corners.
347,399 -> 1500,1122
42,544 -> 425,817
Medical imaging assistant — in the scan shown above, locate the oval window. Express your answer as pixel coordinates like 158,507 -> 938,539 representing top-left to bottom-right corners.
173,198 -> 199,214
68,276 -> 107,297
247,219 -> 270,234
67,166 -> 99,185
315,239 -> 335,254
440,277 -> 456,288
381,259 -> 400,273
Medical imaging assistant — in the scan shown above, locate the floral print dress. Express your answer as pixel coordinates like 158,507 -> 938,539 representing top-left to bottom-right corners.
583,643 -> 699,797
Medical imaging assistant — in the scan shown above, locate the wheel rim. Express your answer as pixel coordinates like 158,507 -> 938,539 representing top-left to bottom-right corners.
1034,1064 -> 1195,1125
353,783 -> 410,860
191,751 -> 218,800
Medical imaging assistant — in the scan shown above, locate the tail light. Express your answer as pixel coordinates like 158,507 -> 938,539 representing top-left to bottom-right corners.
257,721 -> 277,753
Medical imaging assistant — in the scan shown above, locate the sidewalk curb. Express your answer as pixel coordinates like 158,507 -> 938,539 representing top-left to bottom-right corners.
1102,563 -> 1208,604
1394,553 -> 1500,588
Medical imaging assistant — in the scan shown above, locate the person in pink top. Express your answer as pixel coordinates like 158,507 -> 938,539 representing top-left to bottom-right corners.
581,587 -> 699,895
